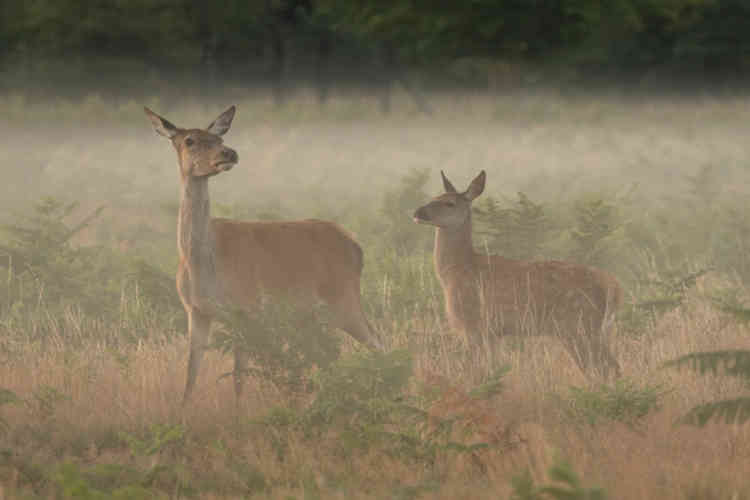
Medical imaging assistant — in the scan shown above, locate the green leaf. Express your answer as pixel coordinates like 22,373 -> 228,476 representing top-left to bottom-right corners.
679,397 -> 750,426
663,350 -> 750,380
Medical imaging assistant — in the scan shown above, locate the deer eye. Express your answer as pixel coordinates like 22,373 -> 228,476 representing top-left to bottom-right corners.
184,137 -> 195,147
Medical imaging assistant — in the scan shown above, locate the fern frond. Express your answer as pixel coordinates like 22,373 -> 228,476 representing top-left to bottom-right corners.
0,388 -> 19,406
715,303 -> 750,323
709,289 -> 750,323
663,350 -> 750,380
679,397 -> 750,426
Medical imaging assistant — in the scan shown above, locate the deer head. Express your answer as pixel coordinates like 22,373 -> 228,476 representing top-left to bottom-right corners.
413,170 -> 486,228
144,106 -> 239,180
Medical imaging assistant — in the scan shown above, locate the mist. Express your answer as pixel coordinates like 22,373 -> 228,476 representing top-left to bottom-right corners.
4,1 -> 750,497
5,88 -> 750,244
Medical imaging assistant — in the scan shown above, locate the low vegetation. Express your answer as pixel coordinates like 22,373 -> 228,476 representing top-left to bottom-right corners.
1,93 -> 750,499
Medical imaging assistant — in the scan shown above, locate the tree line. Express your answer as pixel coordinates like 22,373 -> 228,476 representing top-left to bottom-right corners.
1,0 -> 749,101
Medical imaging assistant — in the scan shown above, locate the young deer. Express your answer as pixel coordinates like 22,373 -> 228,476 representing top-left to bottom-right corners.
413,170 -> 622,378
145,106 -> 382,405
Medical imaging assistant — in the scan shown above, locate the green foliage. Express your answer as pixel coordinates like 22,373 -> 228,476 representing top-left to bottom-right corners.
539,458 -> 607,500
390,480 -> 440,500
638,268 -> 709,310
53,463 -> 164,500
678,397 -> 750,427
666,350 -> 750,426
300,350 -> 418,455
0,198 -> 107,314
27,385 -> 69,422
565,379 -> 667,427
361,249 -> 438,325
255,350 -> 504,464
0,197 -> 183,345
119,258 -> 186,338
619,263 -> 710,335
511,469 -> 543,500
361,168 -> 439,324
469,365 -> 511,400
119,424 -> 186,458
253,350 -> 419,459
4,0 -> 750,94
510,458 -> 607,500
212,299 -> 341,392
471,190 -> 630,271
705,285 -> 750,324
568,195 -> 625,269
377,168 -> 432,256
0,387 -> 20,434
474,192 -> 550,260
664,350 -> 750,378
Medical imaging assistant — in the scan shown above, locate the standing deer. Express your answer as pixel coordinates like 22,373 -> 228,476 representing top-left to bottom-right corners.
413,170 -> 622,378
144,106 -> 382,404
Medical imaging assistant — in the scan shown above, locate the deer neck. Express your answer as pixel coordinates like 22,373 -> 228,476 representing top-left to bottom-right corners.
434,215 -> 476,281
178,176 -> 217,304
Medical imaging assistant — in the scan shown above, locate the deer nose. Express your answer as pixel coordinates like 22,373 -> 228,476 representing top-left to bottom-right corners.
222,148 -> 238,163
413,207 -> 428,222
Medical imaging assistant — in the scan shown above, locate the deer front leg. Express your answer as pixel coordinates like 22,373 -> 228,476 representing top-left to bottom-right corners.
183,307 -> 212,406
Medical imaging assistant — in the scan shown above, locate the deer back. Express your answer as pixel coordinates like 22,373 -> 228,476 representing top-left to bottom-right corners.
442,254 -> 622,338
212,218 -> 364,306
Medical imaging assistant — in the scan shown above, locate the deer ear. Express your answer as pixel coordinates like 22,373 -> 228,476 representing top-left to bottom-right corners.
441,170 -> 458,193
465,170 -> 486,201
207,105 -> 236,136
144,107 -> 179,139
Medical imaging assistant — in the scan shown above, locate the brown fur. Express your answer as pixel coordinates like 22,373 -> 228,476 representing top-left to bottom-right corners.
415,170 -> 622,378
145,106 -> 380,405
212,218 -> 366,306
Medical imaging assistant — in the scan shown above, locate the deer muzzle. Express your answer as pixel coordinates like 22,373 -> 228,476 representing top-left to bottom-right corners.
215,148 -> 239,170
413,206 -> 430,224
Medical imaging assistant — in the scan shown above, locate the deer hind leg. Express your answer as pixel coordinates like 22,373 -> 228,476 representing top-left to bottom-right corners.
183,307 -> 212,406
561,319 -> 620,380
329,287 -> 384,351
597,310 -> 621,379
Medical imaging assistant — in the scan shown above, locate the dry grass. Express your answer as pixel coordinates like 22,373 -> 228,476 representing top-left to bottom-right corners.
1,296 -> 749,499
2,90 -> 750,498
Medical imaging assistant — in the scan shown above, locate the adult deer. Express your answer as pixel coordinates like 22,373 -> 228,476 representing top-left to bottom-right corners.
144,106 -> 381,404
413,170 -> 622,378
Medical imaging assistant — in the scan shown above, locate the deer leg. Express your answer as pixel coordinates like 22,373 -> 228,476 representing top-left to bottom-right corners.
331,293 -> 384,351
562,326 -> 620,380
595,315 -> 622,379
233,348 -> 250,405
561,333 -> 593,377
183,307 -> 212,406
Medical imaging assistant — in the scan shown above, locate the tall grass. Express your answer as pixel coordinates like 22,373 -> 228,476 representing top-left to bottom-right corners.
1,91 -> 750,498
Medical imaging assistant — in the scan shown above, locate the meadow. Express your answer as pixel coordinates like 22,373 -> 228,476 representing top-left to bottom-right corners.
1,88 -> 750,499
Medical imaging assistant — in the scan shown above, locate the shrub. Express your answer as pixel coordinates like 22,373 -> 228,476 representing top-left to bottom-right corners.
474,192 -> 550,260
212,298 -> 342,393
511,458 -> 607,500
0,197 -> 183,345
565,379 -> 668,427
664,350 -> 750,426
